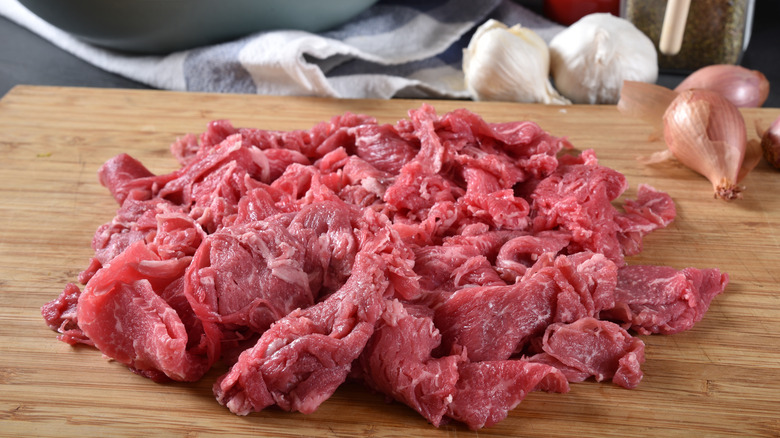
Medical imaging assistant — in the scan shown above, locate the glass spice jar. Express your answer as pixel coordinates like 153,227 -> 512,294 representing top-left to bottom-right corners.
620,0 -> 755,72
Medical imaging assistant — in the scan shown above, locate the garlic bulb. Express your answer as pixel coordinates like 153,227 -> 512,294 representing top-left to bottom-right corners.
463,19 -> 570,104
549,13 -> 658,104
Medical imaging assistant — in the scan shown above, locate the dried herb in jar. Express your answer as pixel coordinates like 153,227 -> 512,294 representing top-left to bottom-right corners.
622,0 -> 752,72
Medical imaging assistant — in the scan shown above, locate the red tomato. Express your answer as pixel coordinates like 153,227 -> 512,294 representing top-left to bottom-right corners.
543,0 -> 620,26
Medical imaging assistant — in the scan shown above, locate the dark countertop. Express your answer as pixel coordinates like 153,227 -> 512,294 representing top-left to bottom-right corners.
1,0 -> 778,107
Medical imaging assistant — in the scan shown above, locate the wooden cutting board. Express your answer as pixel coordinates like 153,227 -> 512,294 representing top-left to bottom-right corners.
1,85 -> 779,438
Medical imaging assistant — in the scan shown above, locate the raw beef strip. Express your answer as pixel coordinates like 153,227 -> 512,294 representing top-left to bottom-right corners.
390,200 -> 461,247
356,300 -> 465,427
614,184 -> 677,256
213,252 -> 386,415
457,188 -> 530,231
170,133 -> 200,166
199,119 -> 239,154
430,106 -> 567,168
601,265 -> 729,335
97,153 -> 175,205
529,317 -> 645,389
41,283 -> 92,346
413,230 -> 522,291
454,156 -> 532,231
269,163 -> 343,205
494,230 -> 572,282
224,112 -> 375,162
457,148 -> 525,193
183,218 -> 314,363
334,155 -> 393,207
77,241 -> 211,382
384,160 -> 462,215
341,155 -> 393,187
448,255 -> 506,289
555,251 -> 618,320
352,207 -> 421,301
350,123 -> 418,174
405,104 -> 456,175
530,150 -> 630,265
230,186 -> 287,225
413,243 -> 485,291
286,200 -> 362,295
157,133 -> 268,208
447,360 -> 569,430
150,208 -> 206,260
301,112 -> 378,159
356,300 -> 569,430
262,148 -> 311,182
90,199 -> 184,265
434,252 -> 618,362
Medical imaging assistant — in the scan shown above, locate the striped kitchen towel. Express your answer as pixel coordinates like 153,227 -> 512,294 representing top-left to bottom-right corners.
0,0 -> 563,99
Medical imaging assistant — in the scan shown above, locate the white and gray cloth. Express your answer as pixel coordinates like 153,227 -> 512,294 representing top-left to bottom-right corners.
0,0 -> 564,99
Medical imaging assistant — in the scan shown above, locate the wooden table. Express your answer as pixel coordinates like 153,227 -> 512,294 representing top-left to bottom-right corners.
1,85 -> 779,437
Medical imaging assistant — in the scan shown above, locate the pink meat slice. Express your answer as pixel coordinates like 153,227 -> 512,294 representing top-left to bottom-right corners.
530,317 -> 646,389
615,184 -> 677,256
88,199 -> 188,277
356,300 -> 569,430
530,150 -> 630,265
98,153 -> 175,205
41,282 -> 91,346
601,265 -> 729,335
434,252 -> 617,362
356,300 -> 465,427
183,218 -> 314,362
213,252 -> 386,415
286,200 -> 362,295
76,241 -> 210,382
350,123 -> 418,175
42,104 -> 730,430
494,230 -> 572,282
448,360 -> 569,430
413,230 -> 521,291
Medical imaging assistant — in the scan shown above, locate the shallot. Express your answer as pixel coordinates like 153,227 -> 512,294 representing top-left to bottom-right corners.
675,64 -> 770,108
758,114 -> 780,169
618,81 -> 761,200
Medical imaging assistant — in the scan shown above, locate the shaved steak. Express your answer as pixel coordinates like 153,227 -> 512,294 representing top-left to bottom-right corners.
42,104 -> 728,429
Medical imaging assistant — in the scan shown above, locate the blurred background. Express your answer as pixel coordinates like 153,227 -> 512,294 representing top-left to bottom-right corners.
0,0 -> 777,106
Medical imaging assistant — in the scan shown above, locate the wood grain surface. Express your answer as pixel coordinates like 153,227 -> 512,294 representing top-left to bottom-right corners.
1,85 -> 779,438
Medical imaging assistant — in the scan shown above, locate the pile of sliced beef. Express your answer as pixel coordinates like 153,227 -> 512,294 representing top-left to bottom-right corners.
42,104 -> 728,430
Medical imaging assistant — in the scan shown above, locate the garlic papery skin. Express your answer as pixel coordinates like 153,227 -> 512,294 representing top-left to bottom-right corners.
675,64 -> 770,108
549,13 -> 658,104
463,19 -> 570,104
663,89 -> 749,200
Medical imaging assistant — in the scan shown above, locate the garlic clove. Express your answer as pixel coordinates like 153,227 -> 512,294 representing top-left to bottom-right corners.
549,13 -> 658,105
675,64 -> 770,108
663,89 -> 748,200
463,19 -> 570,104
